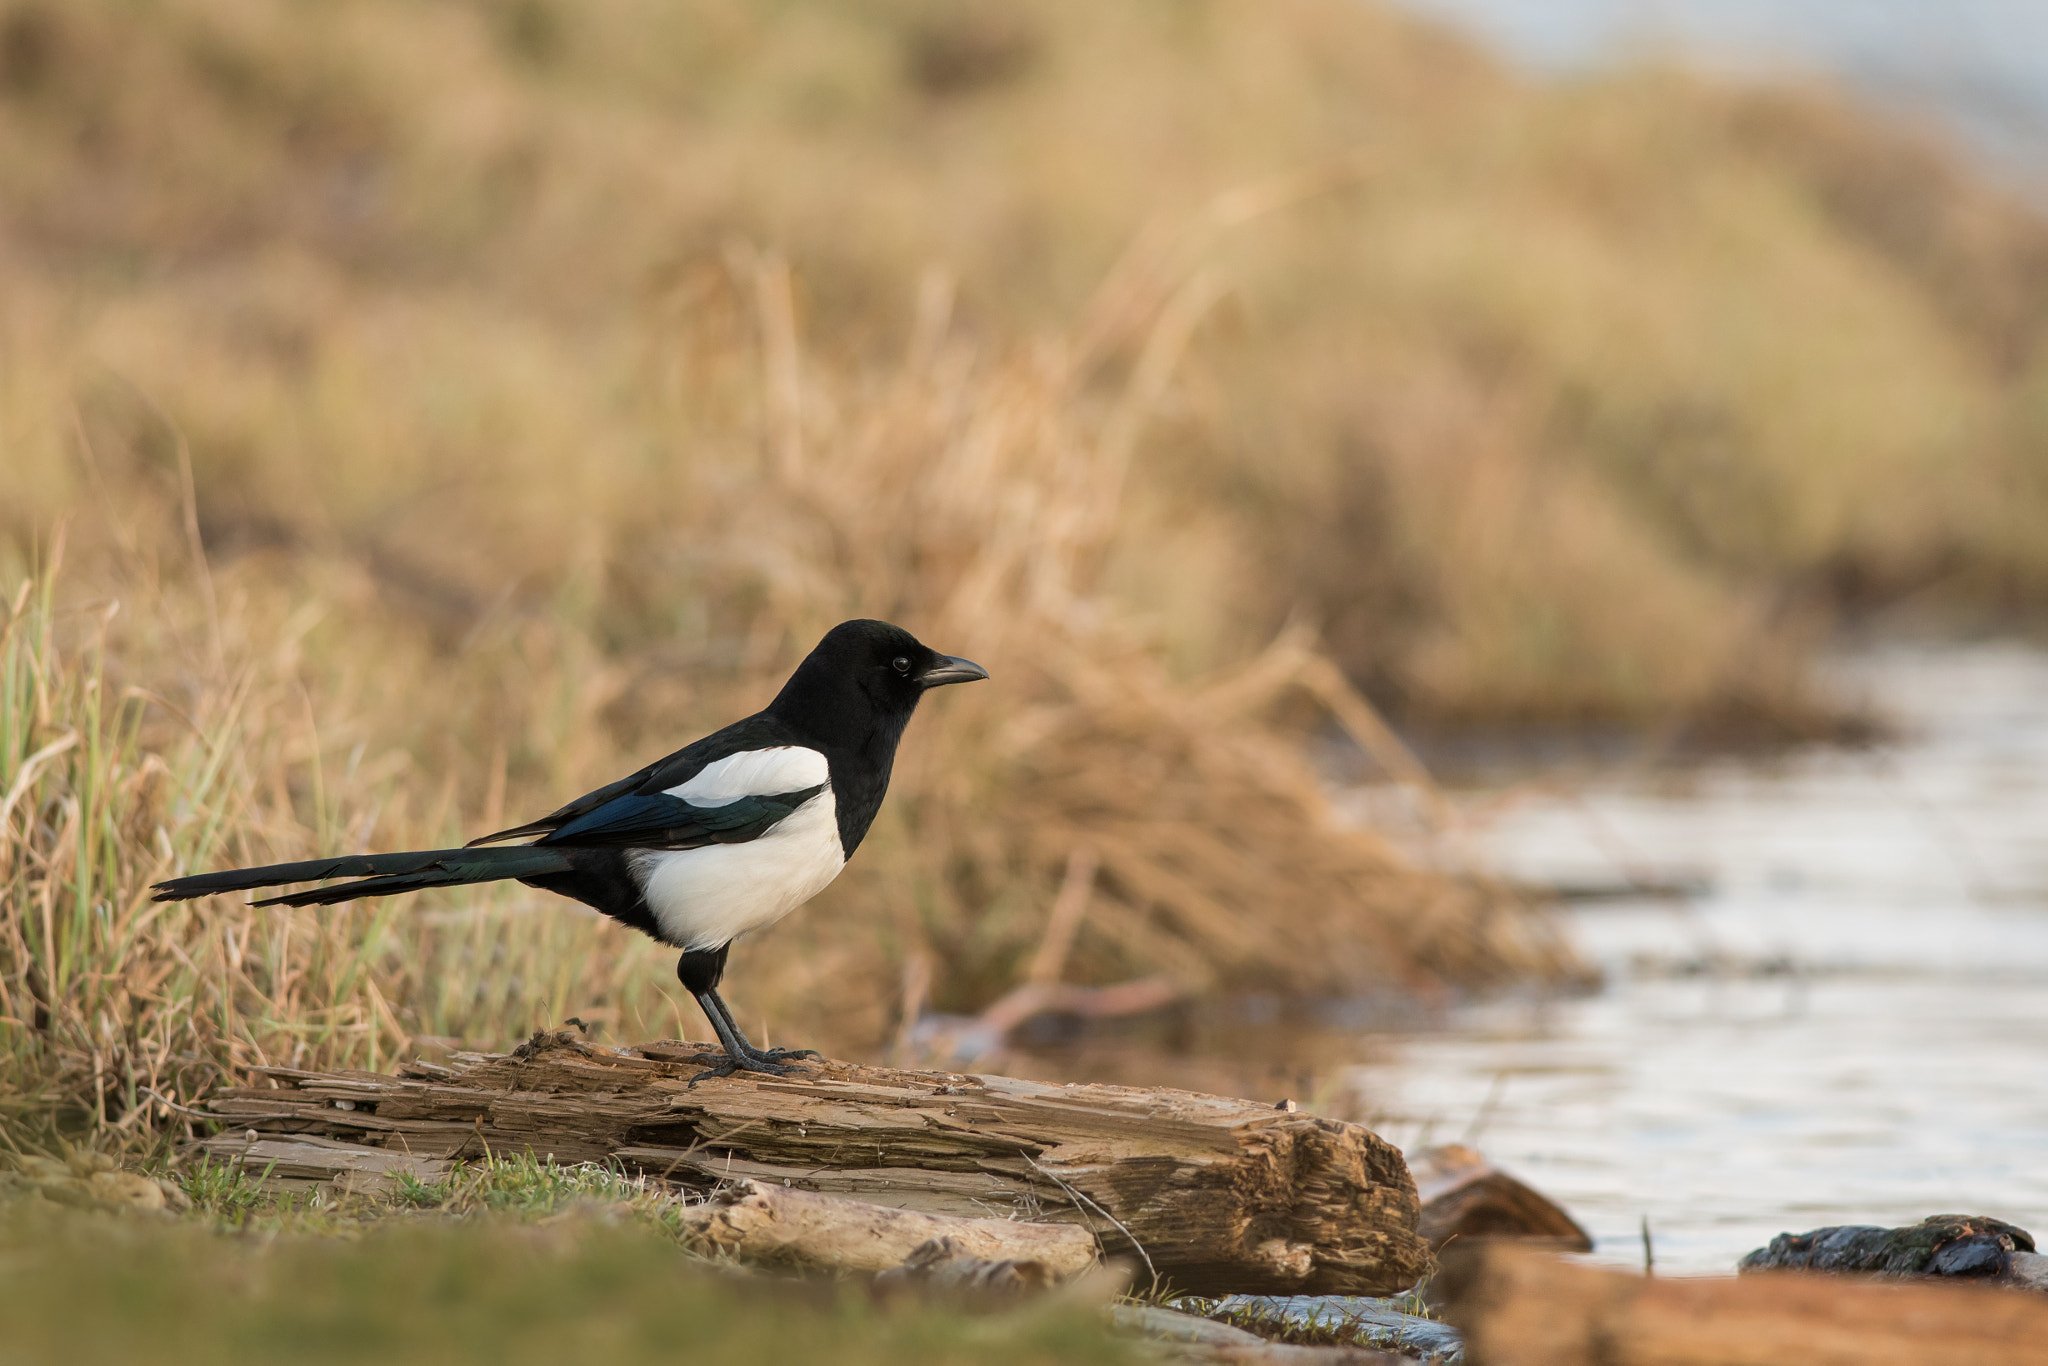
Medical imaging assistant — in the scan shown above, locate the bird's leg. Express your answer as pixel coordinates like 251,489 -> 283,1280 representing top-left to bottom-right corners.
686,988 -> 819,1084
701,988 -> 822,1065
677,946 -> 818,1084
686,992 -> 784,1082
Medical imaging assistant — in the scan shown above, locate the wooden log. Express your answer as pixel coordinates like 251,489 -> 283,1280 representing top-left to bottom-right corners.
871,1236 -> 1070,1298
189,1132 -> 451,1197
680,1178 -> 1098,1278
1439,1243 -> 2048,1366
1410,1143 -> 1591,1252
197,1030 -> 1431,1295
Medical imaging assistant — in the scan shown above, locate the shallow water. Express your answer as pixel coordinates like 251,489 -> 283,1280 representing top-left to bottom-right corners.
1392,0 -> 2048,173
1345,643 -> 2048,1272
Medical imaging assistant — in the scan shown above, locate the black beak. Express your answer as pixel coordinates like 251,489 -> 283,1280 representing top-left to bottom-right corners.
919,654 -> 989,688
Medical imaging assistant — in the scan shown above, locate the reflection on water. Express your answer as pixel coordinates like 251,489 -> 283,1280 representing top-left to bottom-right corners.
1347,643 -> 2048,1273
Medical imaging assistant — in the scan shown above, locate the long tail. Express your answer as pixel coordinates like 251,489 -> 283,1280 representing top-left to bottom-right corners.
150,845 -> 575,907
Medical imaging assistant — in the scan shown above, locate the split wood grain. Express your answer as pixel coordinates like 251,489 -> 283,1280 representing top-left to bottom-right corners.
200,1030 -> 1430,1295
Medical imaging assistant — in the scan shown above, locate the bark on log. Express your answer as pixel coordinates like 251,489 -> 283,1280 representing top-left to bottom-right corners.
680,1178 -> 1098,1278
197,1031 -> 1430,1295
1410,1144 -> 1592,1252
1440,1243 -> 2048,1366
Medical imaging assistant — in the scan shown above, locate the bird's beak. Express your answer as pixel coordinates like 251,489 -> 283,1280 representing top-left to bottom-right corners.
919,654 -> 990,688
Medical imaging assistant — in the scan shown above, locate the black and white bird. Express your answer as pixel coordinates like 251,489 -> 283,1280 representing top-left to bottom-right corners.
151,620 -> 987,1078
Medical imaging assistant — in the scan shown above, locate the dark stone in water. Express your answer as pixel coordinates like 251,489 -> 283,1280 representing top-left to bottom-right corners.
1929,1235 -> 2013,1278
1739,1214 -> 2035,1280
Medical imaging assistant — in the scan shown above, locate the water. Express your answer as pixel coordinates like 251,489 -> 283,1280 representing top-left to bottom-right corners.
1346,643 -> 2048,1272
1393,0 -> 2048,174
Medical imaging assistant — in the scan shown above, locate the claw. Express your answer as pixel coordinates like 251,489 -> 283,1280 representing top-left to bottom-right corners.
684,1048 -> 811,1086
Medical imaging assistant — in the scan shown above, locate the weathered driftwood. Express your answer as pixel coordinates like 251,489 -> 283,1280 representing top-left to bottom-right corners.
1409,1143 -> 1591,1252
871,1235 -> 1073,1298
190,1132 -> 451,1197
680,1178 -> 1098,1278
1440,1243 -> 2048,1366
197,1030 -> 1430,1295
4,1154 -> 188,1214
1740,1214 -> 2046,1290
1106,1305 -> 1409,1365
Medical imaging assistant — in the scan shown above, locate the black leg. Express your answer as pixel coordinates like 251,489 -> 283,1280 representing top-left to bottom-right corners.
677,948 -> 819,1084
687,989 -> 820,1081
704,988 -> 821,1064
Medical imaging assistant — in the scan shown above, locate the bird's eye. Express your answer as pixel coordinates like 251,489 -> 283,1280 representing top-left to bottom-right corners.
892,656 -> 912,675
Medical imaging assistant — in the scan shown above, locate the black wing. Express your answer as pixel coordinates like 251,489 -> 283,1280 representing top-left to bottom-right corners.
535,785 -> 824,850
465,713 -> 806,847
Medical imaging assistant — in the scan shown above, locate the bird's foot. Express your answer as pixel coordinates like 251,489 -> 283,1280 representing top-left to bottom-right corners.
686,1055 -> 788,1085
684,1045 -> 818,1086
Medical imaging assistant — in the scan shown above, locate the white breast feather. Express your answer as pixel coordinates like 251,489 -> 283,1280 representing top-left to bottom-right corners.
633,748 -> 843,950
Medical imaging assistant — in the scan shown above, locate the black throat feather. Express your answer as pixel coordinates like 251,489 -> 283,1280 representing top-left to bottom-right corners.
764,648 -> 920,858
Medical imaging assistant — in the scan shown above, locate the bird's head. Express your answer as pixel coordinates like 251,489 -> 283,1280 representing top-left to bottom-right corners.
768,619 -> 988,744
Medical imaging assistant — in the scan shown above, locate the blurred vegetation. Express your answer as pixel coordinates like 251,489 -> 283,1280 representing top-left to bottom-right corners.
5,0 -> 2048,1129
0,1164 -> 1131,1366
7,0 -> 2047,723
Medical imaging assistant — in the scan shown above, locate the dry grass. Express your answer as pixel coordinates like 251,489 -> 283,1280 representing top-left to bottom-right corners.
0,537 -> 706,1136
6,1 -> 2048,727
0,243 -> 1579,1139
4,0 -> 2047,1135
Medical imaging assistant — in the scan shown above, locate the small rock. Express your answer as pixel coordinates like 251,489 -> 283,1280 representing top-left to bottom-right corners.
14,1155 -> 72,1186
66,1152 -> 118,1179
87,1171 -> 167,1213
1739,1214 -> 2038,1286
33,1178 -> 100,1209
8,1154 -> 176,1216
154,1177 -> 193,1212
1209,1294 -> 1465,1363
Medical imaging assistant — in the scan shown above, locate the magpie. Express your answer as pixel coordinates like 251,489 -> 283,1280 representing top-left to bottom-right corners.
151,620 -> 988,1079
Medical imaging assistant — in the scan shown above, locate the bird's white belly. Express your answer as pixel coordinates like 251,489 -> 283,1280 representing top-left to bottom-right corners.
629,789 -> 845,950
